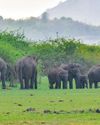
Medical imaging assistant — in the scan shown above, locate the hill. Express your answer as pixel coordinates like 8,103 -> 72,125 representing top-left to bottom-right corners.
47,0 -> 100,26
0,17 -> 100,43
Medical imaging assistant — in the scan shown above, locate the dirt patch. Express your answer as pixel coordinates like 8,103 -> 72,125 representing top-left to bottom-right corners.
58,100 -> 64,102
14,103 -> 23,107
44,110 -> 70,114
24,107 -> 36,112
96,109 -> 100,113
6,112 -> 10,115
44,110 -> 52,114
18,104 -> 23,106
30,94 -> 34,96
41,122 -> 46,124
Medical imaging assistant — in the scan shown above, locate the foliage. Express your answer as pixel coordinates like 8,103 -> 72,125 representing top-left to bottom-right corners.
0,31 -> 100,73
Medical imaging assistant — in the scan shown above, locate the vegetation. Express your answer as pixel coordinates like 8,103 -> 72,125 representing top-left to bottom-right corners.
0,31 -> 100,73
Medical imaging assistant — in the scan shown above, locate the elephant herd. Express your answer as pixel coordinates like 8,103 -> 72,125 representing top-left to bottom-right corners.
0,56 -> 37,89
0,55 -> 100,90
48,63 -> 100,89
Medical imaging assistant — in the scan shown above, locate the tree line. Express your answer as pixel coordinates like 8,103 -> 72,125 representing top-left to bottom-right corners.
0,31 -> 100,75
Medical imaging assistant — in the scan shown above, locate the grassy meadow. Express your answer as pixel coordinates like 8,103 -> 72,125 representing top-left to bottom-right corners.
0,77 -> 100,125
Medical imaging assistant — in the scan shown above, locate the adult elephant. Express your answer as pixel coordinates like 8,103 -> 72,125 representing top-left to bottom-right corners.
16,56 -> 38,89
48,67 -> 68,89
0,58 -> 7,89
6,64 -> 17,87
88,65 -> 100,88
60,63 -> 81,89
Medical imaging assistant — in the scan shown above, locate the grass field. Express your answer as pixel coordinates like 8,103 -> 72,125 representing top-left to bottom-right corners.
0,77 -> 100,125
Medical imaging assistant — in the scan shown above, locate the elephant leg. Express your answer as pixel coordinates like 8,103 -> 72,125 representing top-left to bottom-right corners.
55,76 -> 61,89
49,83 -> 54,89
55,82 -> 58,89
48,79 -> 54,89
58,82 -> 61,89
63,81 -> 67,89
31,70 -> 38,89
79,81 -> 82,89
31,77 -> 37,89
75,79 -> 79,89
69,78 -> 73,89
9,75 -> 14,87
89,83 -> 92,88
81,82 -> 84,89
85,81 -> 88,88
25,78 -> 29,89
30,77 -> 34,89
19,77 -> 24,89
94,82 -> 98,88
20,81 -> 24,89
19,69 -> 24,89
1,71 -> 6,89
55,81 -> 60,89
83,82 -> 85,89
34,75 -> 37,89
9,80 -> 13,87
89,80 -> 92,88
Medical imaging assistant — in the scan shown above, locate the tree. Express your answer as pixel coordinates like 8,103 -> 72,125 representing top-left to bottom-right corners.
41,12 -> 49,22
0,16 -> 3,21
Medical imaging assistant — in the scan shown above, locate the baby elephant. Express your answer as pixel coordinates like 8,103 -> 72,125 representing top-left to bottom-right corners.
79,75 -> 88,89
48,67 -> 68,89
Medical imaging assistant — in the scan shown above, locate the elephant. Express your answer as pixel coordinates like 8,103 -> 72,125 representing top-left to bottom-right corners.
77,74 -> 88,89
48,67 -> 68,89
60,63 -> 82,89
16,56 -> 38,89
88,65 -> 100,88
6,64 -> 17,87
0,58 -> 7,89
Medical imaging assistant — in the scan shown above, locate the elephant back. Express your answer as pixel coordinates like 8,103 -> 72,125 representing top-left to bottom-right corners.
0,58 -> 7,71
60,64 -> 69,70
88,65 -> 100,75
88,65 -> 100,81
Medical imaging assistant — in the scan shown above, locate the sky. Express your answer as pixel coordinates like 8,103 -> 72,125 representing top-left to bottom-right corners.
0,0 -> 66,19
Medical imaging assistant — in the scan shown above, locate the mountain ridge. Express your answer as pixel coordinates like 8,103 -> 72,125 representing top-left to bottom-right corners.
46,0 -> 100,26
0,15 -> 100,44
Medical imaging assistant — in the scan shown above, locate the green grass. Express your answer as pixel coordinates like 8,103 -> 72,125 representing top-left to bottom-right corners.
0,77 -> 100,125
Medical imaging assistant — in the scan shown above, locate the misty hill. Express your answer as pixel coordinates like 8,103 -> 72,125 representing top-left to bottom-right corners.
47,0 -> 100,26
0,16 -> 100,44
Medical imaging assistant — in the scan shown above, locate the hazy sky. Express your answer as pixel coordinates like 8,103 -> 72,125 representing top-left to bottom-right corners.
0,0 -> 66,19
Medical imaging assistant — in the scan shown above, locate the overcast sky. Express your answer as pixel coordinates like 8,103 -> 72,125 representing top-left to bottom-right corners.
0,0 -> 66,19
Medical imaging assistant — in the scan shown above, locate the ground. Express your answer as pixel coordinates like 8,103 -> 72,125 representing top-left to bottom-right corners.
0,77 -> 100,125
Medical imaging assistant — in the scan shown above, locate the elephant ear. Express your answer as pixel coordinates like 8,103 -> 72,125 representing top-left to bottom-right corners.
60,64 -> 68,70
